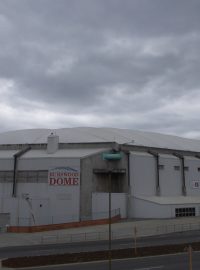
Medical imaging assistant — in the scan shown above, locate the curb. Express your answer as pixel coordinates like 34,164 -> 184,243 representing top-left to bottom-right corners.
0,259 -> 14,269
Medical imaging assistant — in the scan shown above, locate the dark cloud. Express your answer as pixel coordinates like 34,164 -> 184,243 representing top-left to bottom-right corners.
0,0 -> 200,138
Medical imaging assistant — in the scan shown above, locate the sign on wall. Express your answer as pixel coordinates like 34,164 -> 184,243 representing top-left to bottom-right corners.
48,167 -> 80,186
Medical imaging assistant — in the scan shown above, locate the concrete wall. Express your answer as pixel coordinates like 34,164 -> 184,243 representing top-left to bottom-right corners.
80,151 -> 128,219
92,192 -> 127,218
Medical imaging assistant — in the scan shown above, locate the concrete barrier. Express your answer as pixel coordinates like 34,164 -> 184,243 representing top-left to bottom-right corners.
7,215 -> 121,233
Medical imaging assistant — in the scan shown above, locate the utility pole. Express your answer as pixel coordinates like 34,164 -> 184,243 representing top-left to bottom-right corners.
108,170 -> 112,270
102,151 -> 122,270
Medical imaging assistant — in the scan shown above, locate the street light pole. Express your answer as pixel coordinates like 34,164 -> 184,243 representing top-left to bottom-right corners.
102,151 -> 122,270
108,169 -> 112,270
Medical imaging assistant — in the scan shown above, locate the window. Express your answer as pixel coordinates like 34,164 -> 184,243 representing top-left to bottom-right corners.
198,167 -> 200,172
158,165 -> 164,170
184,167 -> 189,171
175,207 -> 195,217
174,166 -> 180,171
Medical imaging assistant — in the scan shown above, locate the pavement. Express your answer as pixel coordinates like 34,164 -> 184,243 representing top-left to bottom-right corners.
1,216 -> 200,247
1,216 -> 200,269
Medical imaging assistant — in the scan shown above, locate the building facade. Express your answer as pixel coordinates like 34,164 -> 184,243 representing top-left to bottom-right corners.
1,127 -> 200,227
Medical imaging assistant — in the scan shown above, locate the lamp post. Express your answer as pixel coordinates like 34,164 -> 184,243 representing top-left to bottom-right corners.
102,152 -> 122,270
108,169 -> 112,270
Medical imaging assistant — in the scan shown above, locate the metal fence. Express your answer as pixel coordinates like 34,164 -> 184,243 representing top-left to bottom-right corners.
41,221 -> 200,244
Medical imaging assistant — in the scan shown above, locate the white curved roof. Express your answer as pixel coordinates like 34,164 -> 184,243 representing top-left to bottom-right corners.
0,127 -> 200,152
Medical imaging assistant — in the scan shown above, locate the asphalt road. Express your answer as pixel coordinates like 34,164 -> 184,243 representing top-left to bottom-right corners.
15,252 -> 200,270
1,230 -> 200,259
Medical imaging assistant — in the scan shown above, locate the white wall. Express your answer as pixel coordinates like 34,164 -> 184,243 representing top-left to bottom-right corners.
130,197 -> 200,219
0,159 -> 14,170
0,181 -> 81,226
130,197 -> 172,218
129,152 -> 156,197
185,157 -> 200,196
18,157 -> 79,170
159,154 -> 182,196
0,196 -> 19,225
92,192 -> 127,218
0,157 -> 81,226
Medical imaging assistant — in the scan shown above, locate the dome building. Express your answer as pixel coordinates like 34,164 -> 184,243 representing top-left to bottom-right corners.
0,127 -> 200,228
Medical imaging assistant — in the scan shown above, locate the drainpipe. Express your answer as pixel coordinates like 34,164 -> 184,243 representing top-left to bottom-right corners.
173,153 -> 186,196
12,146 -> 31,197
148,151 -> 160,196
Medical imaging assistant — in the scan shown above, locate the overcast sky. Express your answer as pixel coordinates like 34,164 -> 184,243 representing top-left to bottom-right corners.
0,0 -> 200,138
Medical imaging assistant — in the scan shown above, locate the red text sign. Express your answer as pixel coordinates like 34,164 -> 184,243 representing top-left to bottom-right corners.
48,167 -> 80,186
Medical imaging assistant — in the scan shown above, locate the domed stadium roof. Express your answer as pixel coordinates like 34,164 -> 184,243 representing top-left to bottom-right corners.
0,127 -> 200,152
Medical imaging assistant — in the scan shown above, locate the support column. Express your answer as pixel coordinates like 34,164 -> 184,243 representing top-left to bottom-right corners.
173,153 -> 186,196
148,151 -> 160,196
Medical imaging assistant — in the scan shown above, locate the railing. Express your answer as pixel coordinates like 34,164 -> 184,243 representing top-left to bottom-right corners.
141,222 -> 200,236
41,221 -> 200,244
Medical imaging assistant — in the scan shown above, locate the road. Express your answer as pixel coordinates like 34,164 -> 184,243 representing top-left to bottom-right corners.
1,230 -> 200,259
15,252 -> 200,270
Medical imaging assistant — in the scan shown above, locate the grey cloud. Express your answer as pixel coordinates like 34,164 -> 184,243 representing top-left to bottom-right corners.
0,0 -> 200,137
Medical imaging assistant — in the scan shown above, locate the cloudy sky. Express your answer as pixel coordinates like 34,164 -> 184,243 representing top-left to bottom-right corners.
0,0 -> 200,138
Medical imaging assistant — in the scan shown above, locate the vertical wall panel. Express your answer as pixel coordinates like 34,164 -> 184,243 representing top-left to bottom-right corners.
129,152 -> 156,197
159,155 -> 182,196
185,157 -> 200,196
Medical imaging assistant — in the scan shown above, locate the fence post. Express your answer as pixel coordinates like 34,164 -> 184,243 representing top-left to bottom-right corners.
189,245 -> 193,270
184,245 -> 193,270
134,226 -> 137,256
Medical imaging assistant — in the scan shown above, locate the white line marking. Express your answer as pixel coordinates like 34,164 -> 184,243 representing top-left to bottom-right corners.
134,266 -> 164,270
